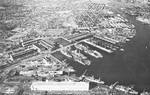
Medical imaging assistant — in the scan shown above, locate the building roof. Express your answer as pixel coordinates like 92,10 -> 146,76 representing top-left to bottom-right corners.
23,38 -> 34,43
31,81 -> 89,86
31,81 -> 89,91
12,49 -> 38,60
65,32 -> 92,41
55,38 -> 71,47
23,39 -> 41,46
40,40 -> 54,48
34,43 -> 47,50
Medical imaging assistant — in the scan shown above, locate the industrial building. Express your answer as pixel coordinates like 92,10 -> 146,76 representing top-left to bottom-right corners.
8,39 -> 50,61
30,81 -> 89,91
23,39 -> 41,47
55,37 -> 71,47
40,40 -> 55,50
64,32 -> 93,42
10,49 -> 39,61
33,43 -> 47,52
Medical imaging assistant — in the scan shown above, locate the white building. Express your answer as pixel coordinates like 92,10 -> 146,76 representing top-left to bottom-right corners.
20,71 -> 35,76
30,81 -> 89,91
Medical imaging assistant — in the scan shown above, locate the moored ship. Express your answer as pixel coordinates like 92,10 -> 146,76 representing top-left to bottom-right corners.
115,85 -> 138,94
60,49 -> 72,58
72,49 -> 87,59
82,59 -> 91,65
84,49 -> 103,58
79,70 -> 104,84
73,55 -> 91,66
92,50 -> 103,58
77,44 -> 103,58
81,75 -> 104,84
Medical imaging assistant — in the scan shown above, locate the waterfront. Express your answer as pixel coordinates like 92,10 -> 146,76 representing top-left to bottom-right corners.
0,0 -> 150,94
68,13 -> 150,92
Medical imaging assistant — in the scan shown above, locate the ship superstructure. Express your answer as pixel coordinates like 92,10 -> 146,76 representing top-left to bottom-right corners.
60,49 -> 72,58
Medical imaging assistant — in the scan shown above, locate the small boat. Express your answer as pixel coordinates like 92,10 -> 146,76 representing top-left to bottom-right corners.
82,59 -> 91,65
129,90 -> 138,94
120,48 -> 124,51
146,46 -> 148,49
93,50 -> 103,58
126,38 -> 130,41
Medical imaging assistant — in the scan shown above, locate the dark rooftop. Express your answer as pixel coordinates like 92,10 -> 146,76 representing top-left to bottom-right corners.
40,40 -> 54,48
23,39 -> 41,46
34,43 -> 47,50
23,38 -> 34,43
55,38 -> 71,47
64,32 -> 92,41
12,49 -> 38,60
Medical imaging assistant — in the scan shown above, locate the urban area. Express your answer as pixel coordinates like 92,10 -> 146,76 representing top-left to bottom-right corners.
0,0 -> 150,95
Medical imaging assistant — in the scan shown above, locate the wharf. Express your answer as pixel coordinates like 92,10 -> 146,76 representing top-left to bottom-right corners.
82,40 -> 113,53
65,32 -> 93,42
94,35 -> 119,45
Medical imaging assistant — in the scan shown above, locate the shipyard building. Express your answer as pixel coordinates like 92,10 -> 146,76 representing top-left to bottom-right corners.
30,81 -> 89,91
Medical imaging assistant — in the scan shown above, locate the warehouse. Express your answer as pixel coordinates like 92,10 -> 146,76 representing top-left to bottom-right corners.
11,49 -> 38,61
55,37 -> 71,47
30,81 -> 89,91
33,43 -> 47,52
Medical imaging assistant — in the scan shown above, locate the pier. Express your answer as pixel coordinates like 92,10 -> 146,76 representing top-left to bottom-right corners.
82,40 -> 113,53
65,32 -> 93,42
94,35 -> 119,45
